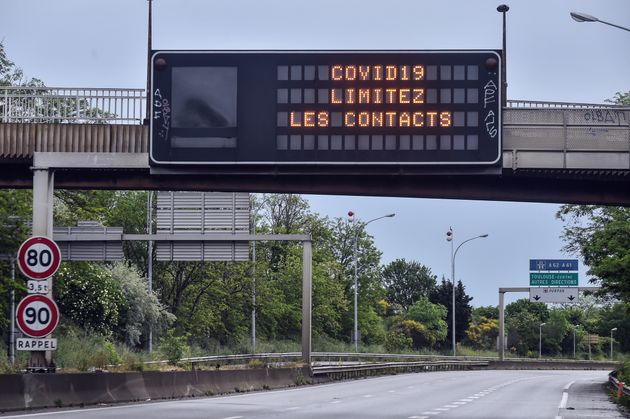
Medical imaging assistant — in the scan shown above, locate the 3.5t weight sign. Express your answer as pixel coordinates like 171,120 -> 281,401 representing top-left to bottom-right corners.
16,295 -> 59,338
17,236 -> 61,280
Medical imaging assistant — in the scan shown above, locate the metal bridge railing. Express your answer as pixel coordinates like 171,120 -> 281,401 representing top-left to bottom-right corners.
507,99 -> 626,109
609,371 -> 630,397
0,86 -> 146,124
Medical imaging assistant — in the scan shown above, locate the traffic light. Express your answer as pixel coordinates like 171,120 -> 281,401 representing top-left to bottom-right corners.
446,228 -> 453,242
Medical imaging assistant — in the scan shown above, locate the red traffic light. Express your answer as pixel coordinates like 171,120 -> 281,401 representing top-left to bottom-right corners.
347,211 -> 354,217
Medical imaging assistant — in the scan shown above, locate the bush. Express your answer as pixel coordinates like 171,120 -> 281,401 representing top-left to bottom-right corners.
160,329 -> 190,365
384,331 -> 412,353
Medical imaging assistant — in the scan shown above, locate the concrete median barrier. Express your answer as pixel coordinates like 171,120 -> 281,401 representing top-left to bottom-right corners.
0,367 -> 315,412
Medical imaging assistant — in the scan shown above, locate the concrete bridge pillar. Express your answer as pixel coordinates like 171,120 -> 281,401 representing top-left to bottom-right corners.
29,167 -> 55,370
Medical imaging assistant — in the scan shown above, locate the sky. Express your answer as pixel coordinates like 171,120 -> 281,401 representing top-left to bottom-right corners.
1,0 -> 628,306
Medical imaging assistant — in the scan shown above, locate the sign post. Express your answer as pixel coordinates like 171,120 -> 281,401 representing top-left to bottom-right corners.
17,236 -> 61,370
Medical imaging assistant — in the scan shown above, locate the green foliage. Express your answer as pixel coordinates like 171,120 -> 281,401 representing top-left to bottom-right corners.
55,325 -> 123,371
472,305 -> 499,320
391,297 -> 448,348
0,41 -> 43,86
557,205 -> 630,303
55,262 -> 126,336
606,91 -> 630,106
160,329 -> 190,365
109,263 -> 175,347
430,278 -> 473,346
384,330 -> 413,352
383,258 -> 437,311
466,316 -> 499,350
505,299 -> 549,356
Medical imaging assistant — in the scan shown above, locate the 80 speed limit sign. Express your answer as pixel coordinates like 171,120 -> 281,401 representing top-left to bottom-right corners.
17,236 -> 61,280
16,295 -> 60,338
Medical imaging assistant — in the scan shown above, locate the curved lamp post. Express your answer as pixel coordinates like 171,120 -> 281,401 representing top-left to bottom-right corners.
349,211 -> 395,352
570,12 -> 630,32
446,230 -> 488,356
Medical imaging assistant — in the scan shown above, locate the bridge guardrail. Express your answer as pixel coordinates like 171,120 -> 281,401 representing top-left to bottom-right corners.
312,360 -> 488,379
609,371 -> 630,397
1,86 -> 146,124
141,351 -> 615,370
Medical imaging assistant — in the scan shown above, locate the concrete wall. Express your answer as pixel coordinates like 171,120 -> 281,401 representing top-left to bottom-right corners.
0,367 -> 313,412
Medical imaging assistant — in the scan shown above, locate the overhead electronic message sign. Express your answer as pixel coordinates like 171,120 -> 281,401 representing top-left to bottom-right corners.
150,51 -> 501,167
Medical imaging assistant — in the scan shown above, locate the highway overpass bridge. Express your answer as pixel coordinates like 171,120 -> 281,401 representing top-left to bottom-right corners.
0,87 -> 628,205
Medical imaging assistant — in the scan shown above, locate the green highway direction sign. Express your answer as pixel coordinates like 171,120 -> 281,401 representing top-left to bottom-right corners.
530,272 -> 578,286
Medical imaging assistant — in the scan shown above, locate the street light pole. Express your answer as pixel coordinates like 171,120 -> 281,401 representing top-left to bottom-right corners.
573,326 -> 576,359
349,211 -> 395,352
447,230 -> 488,356
497,4 -> 509,107
539,322 -> 546,358
611,327 -> 618,361
570,12 -> 630,32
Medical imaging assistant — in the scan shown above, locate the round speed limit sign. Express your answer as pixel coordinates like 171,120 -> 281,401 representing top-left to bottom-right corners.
16,295 -> 60,338
17,236 -> 61,280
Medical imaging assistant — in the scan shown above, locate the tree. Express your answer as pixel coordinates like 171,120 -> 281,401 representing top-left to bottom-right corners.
465,315 -> 498,350
505,299 -> 549,356
429,278 -> 473,346
109,263 -> 175,347
0,41 -> 43,87
394,297 -> 448,348
606,91 -> 630,106
382,259 -> 437,311
54,262 -> 126,336
557,206 -> 630,302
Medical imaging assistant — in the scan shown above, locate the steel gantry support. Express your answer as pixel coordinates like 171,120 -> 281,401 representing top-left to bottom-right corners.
52,231 -> 315,367
498,286 -> 601,361
30,166 -> 56,369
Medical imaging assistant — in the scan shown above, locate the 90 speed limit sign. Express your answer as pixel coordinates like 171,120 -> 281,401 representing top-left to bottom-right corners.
16,295 -> 60,338
17,236 -> 61,280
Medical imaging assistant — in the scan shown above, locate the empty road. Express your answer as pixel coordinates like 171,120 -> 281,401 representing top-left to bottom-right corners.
3,370 -> 624,419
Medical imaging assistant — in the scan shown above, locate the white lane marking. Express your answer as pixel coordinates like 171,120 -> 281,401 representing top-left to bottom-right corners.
363,394 -> 374,398
443,405 -> 459,408
558,392 -> 569,409
388,390 -> 396,393
408,416 -> 429,419
283,406 -> 300,411
563,380 -> 576,392
434,407 -> 449,411
461,398 -> 474,401
421,411 -> 441,415
221,417 -> 244,419
452,401 -> 467,405
329,400 -> 341,404
558,380 -> 576,411
555,379 -> 577,419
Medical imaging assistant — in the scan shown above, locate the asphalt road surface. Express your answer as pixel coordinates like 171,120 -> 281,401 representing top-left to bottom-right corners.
4,370 -> 625,419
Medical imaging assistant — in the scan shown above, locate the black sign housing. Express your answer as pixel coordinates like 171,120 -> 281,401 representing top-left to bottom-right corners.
150,51 -> 501,167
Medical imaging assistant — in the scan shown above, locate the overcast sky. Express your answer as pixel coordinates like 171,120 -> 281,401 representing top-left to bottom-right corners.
1,0 -> 628,306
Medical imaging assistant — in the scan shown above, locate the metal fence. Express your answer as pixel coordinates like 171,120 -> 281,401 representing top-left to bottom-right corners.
2,86 -> 625,124
609,372 -> 630,397
506,99 -> 626,109
0,86 -> 146,124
